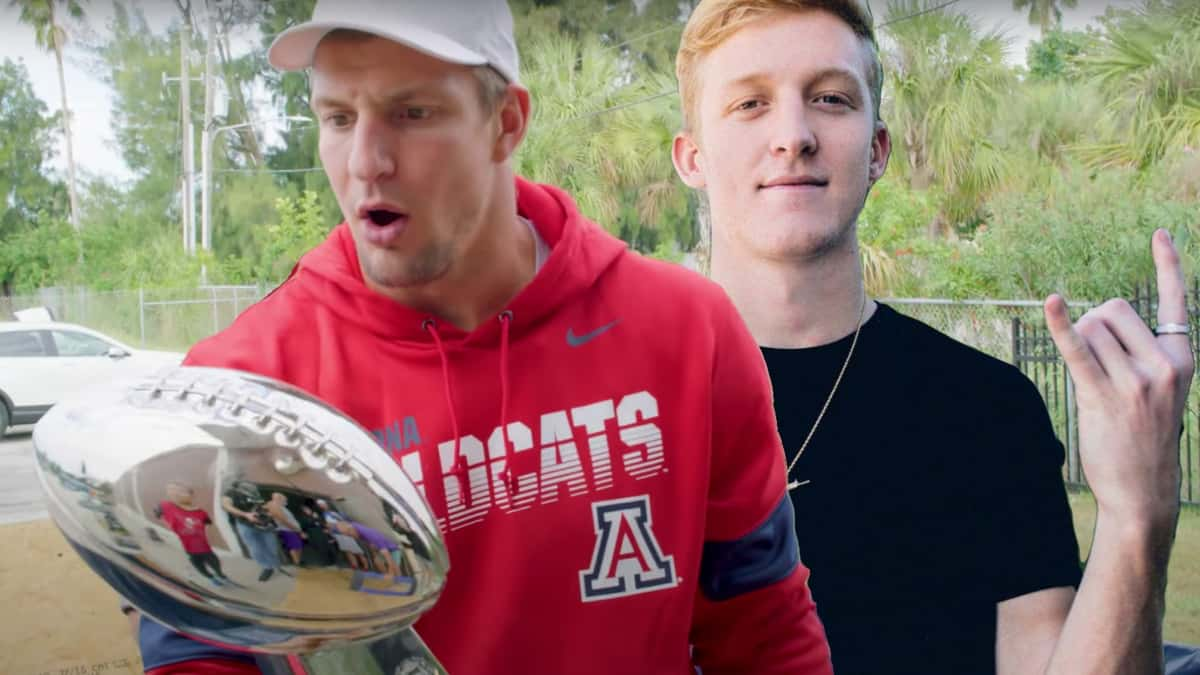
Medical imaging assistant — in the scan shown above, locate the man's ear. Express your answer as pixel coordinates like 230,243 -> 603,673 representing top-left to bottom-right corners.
868,120 -> 891,184
672,130 -> 707,189
493,84 -> 531,162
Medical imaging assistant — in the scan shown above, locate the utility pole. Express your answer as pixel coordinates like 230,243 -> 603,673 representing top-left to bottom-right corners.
180,10 -> 194,256
164,2 -> 204,256
201,0 -> 216,252
164,65 -> 203,252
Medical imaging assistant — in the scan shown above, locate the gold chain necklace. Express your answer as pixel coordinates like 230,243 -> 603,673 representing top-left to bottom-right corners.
786,292 -> 868,490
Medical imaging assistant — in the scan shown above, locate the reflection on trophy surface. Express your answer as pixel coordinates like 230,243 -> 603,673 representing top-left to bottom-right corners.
32,366 -> 451,674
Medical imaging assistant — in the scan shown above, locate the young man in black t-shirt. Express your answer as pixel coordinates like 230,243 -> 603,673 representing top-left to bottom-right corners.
761,304 -> 1084,673
671,1 -> 1192,673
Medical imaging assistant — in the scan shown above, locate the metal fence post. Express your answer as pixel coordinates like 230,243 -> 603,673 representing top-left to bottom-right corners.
1189,278 -> 1199,503
1011,317 -> 1020,366
139,288 -> 146,347
1065,374 -> 1079,485
211,286 -> 219,334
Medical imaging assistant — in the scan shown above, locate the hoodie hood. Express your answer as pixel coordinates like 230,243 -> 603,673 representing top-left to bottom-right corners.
289,176 -> 627,347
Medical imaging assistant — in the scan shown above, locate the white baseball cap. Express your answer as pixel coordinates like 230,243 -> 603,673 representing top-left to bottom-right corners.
268,0 -> 520,83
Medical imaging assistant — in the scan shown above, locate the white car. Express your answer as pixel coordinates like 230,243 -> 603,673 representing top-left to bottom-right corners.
0,322 -> 184,436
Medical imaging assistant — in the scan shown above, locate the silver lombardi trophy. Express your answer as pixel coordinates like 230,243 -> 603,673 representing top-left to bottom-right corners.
32,366 -> 451,674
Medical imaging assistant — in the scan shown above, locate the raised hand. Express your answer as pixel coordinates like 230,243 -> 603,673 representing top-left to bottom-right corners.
1044,229 -> 1194,526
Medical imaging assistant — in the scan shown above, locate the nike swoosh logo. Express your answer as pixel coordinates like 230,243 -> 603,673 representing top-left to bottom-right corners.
566,320 -> 620,347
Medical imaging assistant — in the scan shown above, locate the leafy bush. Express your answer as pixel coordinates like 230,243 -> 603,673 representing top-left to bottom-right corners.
251,191 -> 332,283
966,164 -> 1197,301
0,217 -> 79,292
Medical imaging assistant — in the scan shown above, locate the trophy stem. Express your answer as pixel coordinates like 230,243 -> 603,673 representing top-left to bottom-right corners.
254,627 -> 447,675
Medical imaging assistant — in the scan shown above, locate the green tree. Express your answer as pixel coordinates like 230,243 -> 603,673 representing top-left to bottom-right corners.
70,4 -> 227,288
1073,0 -> 1200,169
254,0 -> 339,226
858,174 -> 937,295
513,24 -> 692,254
11,0 -> 85,231
993,79 -> 1108,170
881,0 -> 1016,233
0,58 -> 68,293
0,219 -> 77,293
511,0 -> 685,76
1026,28 -> 1087,81
251,190 -> 329,283
91,4 -> 182,225
1012,0 -> 1078,35
968,162 -> 1196,300
207,0 -> 272,166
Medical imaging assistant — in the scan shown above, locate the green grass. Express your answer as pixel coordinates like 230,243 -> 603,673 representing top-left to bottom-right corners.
1068,490 -> 1200,644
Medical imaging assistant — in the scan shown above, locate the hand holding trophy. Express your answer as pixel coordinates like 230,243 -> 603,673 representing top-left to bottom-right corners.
32,366 -> 451,674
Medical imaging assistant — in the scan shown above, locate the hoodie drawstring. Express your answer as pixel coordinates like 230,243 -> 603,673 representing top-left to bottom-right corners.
498,310 -> 516,493
423,313 -> 518,494
422,319 -> 464,476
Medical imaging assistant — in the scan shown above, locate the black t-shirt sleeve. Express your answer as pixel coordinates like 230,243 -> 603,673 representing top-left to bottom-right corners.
979,371 -> 1083,602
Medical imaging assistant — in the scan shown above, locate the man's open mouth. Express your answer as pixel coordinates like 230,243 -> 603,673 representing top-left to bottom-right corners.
367,209 -> 404,226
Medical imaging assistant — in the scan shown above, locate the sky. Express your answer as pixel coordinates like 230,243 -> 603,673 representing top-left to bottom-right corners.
0,0 -> 1137,183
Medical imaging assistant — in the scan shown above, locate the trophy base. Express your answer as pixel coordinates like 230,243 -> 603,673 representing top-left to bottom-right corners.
254,627 -> 447,675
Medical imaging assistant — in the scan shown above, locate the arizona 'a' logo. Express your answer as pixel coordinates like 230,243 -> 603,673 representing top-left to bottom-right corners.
579,495 -> 677,602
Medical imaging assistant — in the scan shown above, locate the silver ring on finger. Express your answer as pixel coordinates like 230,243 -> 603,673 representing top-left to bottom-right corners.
1154,322 -> 1190,336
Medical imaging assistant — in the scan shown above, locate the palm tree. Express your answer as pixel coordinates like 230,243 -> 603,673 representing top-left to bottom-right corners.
1012,0 -> 1078,35
881,0 -> 1016,233
1073,0 -> 1200,169
12,0 -> 85,233
513,25 -> 689,253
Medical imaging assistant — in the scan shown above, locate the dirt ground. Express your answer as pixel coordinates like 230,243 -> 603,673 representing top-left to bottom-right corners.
0,519 -> 142,675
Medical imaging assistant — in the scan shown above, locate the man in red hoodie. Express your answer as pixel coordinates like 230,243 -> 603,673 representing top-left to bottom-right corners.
131,1 -> 833,673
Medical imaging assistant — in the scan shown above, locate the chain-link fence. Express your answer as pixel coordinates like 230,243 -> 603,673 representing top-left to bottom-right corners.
0,285 -> 266,352
3,288 -> 1197,502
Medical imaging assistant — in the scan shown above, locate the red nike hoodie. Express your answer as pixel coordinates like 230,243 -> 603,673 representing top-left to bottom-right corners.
148,177 -> 831,674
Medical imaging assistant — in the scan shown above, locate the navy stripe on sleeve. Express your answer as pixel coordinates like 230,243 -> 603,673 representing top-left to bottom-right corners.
699,495 -> 800,601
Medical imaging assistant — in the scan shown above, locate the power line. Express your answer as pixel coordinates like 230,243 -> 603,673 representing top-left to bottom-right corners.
878,0 -> 963,28
543,90 -> 675,130
604,24 -> 679,52
214,167 -> 323,174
